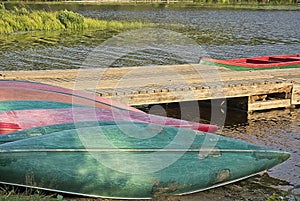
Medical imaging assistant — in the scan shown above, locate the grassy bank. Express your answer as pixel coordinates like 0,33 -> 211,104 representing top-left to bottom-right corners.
0,4 -> 151,34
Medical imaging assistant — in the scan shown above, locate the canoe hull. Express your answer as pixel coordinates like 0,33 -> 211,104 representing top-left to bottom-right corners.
0,100 -> 89,113
0,107 -> 218,135
200,54 -> 300,71
0,149 -> 288,199
0,80 -> 142,112
0,123 -> 290,199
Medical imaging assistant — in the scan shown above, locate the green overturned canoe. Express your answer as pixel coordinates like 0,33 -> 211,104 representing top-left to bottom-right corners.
0,122 -> 290,199
0,100 -> 90,112
0,121 -> 123,144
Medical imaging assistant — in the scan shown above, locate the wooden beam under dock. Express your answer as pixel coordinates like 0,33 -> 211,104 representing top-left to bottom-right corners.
1,64 -> 299,112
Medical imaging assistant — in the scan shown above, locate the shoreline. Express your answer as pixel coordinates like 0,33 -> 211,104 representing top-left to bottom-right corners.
0,173 -> 297,201
3,1 -> 300,11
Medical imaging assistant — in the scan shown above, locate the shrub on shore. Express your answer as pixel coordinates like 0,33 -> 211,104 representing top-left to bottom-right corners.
0,4 -> 148,34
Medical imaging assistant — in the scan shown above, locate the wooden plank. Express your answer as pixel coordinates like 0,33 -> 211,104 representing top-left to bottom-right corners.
292,84 -> 300,105
15,71 -> 282,91
93,81 -> 292,106
1,64 -> 298,81
0,64 -> 281,82
248,99 -> 291,112
1,64 -> 292,96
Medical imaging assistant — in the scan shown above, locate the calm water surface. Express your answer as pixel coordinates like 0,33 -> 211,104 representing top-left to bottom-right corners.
1,5 -> 299,69
0,4 -> 299,197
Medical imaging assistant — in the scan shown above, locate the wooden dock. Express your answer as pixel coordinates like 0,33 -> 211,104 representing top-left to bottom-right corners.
1,64 -> 299,112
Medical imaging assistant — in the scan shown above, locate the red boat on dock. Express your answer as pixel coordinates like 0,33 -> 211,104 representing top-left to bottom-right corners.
200,54 -> 300,71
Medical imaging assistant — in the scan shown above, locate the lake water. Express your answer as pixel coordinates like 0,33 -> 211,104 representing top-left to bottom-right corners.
0,3 -> 299,198
1,4 -> 299,70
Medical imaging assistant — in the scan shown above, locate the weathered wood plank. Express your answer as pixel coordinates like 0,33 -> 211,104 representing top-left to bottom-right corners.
0,64 -> 276,82
292,84 -> 300,105
248,99 -> 291,112
98,81 -> 292,106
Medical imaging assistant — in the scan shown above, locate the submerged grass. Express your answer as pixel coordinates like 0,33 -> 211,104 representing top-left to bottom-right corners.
0,4 -> 150,34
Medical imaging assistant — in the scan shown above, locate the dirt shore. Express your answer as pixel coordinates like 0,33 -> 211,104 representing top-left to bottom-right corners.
0,172 -> 297,201
63,173 -> 297,201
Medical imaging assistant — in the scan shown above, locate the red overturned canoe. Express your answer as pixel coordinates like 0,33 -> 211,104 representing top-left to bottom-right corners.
0,108 -> 218,135
0,122 -> 21,135
200,54 -> 300,71
0,80 -> 141,113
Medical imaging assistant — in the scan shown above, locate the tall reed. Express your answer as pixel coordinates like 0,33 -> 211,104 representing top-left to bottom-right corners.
0,4 -> 149,34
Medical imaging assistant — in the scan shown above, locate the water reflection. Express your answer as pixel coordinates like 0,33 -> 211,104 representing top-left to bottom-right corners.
0,30 -> 115,70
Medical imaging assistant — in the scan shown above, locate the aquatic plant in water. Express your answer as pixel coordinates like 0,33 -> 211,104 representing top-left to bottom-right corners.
0,4 -> 149,34
57,9 -> 84,29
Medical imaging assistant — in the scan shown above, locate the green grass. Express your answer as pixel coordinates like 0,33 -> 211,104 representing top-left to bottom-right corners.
0,187 -> 59,201
0,4 -> 150,34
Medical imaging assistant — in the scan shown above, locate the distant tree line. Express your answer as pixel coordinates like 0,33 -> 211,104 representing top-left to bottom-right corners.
1,0 -> 298,4
193,0 -> 298,4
